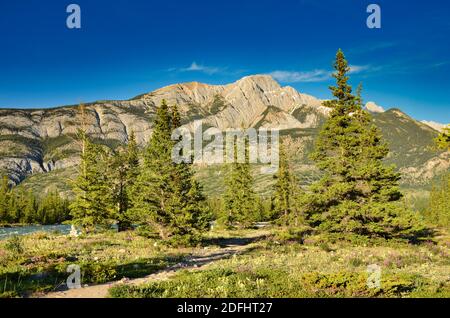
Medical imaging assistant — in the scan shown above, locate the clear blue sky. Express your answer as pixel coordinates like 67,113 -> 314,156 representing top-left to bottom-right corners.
0,0 -> 449,122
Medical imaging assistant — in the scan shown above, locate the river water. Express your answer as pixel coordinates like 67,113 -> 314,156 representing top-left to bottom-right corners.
0,224 -> 71,239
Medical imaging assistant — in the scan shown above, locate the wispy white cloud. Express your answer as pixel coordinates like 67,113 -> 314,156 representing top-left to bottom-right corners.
431,61 -> 450,68
269,70 -> 331,83
350,42 -> 397,55
349,64 -> 372,74
269,64 -> 374,83
172,62 -> 224,75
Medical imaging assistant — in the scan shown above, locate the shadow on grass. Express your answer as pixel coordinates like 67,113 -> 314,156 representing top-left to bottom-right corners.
202,234 -> 269,248
1,233 -> 267,297
0,255 -> 184,297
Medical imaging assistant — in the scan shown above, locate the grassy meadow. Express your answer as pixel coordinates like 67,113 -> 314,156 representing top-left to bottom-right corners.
1,225 -> 449,298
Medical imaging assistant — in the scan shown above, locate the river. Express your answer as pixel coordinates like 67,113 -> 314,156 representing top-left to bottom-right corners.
0,224 -> 72,239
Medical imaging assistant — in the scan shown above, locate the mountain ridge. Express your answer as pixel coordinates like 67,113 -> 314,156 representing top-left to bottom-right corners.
0,75 -> 448,193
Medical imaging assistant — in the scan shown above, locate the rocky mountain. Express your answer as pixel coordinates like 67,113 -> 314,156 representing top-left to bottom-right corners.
420,120 -> 448,132
0,75 -> 448,195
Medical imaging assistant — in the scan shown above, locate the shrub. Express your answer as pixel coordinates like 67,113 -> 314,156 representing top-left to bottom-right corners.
4,235 -> 24,257
318,242 -> 333,252
273,226 -> 312,243
81,263 -> 117,284
135,225 -> 159,239
301,272 -> 416,297
109,269 -> 423,298
0,291 -> 19,298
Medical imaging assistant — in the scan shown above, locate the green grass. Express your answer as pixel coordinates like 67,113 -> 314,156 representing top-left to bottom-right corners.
0,230 -> 186,297
0,228 -> 261,297
1,223 -> 449,298
18,167 -> 77,197
109,229 -> 450,298
110,267 -> 448,298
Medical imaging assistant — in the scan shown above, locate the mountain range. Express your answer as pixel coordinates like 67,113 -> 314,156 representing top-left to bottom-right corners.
0,75 -> 448,196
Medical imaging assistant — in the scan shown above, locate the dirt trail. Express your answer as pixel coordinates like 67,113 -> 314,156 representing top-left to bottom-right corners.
36,235 -> 264,298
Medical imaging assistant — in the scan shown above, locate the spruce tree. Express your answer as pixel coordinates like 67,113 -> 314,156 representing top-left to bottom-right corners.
425,126 -> 450,227
108,131 -> 140,231
306,49 -> 425,239
272,141 -> 304,226
0,176 -> 9,224
426,174 -> 449,228
222,138 -> 258,228
23,191 -> 37,224
434,125 -> 450,151
169,104 -> 209,243
9,188 -> 27,222
38,191 -> 70,225
131,100 -> 208,244
70,131 -> 111,233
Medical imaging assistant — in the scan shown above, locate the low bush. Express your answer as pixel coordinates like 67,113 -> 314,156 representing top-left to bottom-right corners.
4,236 -> 24,258
80,263 -> 117,284
272,226 -> 312,243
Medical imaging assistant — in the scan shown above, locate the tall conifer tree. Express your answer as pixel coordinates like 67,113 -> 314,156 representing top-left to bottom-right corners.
306,49 -> 425,238
222,138 -> 258,228
434,125 -> 450,151
0,176 -> 9,223
70,130 -> 111,233
425,126 -> 450,227
273,142 -> 303,226
132,100 -> 208,244
107,131 -> 140,231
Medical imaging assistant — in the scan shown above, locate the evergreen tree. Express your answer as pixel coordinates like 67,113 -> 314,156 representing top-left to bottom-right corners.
126,131 -> 140,184
131,100 -> 208,244
9,188 -> 27,222
70,131 -> 111,233
38,191 -> 70,224
306,49 -> 425,239
272,142 -> 304,226
434,125 -> 450,151
425,126 -> 450,228
0,176 -> 70,225
222,138 -> 258,228
426,173 -> 449,228
22,191 -> 37,224
0,176 -> 10,223
108,131 -> 140,231
169,104 -> 209,243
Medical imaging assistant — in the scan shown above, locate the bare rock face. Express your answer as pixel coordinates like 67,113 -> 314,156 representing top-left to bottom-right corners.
0,75 -> 326,183
139,75 -> 325,130
0,75 -> 446,188
400,152 -> 450,185
420,120 -> 448,132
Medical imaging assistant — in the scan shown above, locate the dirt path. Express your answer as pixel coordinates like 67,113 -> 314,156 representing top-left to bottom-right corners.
36,235 -> 264,298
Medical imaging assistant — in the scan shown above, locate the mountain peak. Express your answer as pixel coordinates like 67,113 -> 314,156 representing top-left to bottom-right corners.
238,74 -> 277,82
235,74 -> 281,90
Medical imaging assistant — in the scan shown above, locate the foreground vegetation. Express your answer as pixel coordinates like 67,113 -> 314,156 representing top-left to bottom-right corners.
1,225 -> 449,298
0,229 -> 186,297
109,228 -> 450,298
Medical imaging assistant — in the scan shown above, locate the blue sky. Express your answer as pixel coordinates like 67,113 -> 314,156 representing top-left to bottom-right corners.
0,0 -> 449,122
